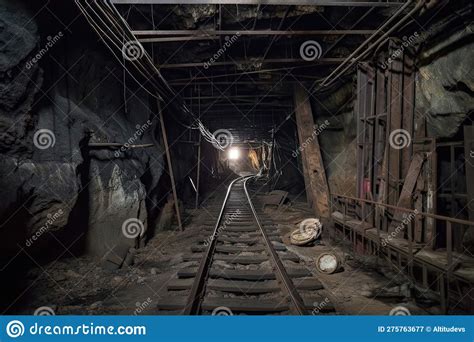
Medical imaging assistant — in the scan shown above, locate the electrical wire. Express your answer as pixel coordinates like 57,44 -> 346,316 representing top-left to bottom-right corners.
75,0 -> 223,149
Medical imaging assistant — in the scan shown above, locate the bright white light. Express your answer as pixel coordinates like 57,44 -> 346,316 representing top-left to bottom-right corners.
228,147 -> 240,160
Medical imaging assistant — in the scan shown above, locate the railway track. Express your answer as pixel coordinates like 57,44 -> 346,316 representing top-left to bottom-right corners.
157,176 -> 336,315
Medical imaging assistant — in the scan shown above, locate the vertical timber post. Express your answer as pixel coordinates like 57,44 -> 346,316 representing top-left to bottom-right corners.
195,134 -> 201,209
157,100 -> 183,231
293,84 -> 330,218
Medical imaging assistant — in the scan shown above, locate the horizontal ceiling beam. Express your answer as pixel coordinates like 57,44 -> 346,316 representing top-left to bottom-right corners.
134,29 -> 376,37
183,94 -> 290,99
169,81 -> 292,85
112,0 -> 403,7
159,58 -> 344,68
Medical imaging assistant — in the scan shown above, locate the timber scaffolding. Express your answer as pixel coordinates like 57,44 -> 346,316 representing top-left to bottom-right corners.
323,33 -> 474,313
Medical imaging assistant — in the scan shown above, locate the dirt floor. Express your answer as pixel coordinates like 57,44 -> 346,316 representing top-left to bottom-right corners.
13,195 -> 441,316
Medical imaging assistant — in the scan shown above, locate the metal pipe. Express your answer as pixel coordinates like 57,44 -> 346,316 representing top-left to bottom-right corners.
88,142 -> 154,148
331,193 -> 474,227
320,0 -> 418,87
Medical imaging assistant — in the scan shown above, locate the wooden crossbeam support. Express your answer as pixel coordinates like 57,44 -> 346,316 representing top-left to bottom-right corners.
159,58 -> 345,68
157,100 -> 183,231
388,153 -> 425,233
112,0 -> 404,6
293,84 -> 330,218
134,29 -> 376,38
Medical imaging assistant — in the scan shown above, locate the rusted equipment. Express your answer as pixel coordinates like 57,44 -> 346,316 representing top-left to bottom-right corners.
330,193 -> 474,313
262,190 -> 288,209
316,253 -> 343,274
291,218 -> 323,246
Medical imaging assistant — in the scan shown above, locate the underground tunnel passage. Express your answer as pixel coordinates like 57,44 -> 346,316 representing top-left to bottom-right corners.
0,0 -> 473,317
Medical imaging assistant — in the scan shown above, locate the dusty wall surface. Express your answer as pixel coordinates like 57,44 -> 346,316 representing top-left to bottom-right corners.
313,82 -> 357,196
416,25 -> 474,138
0,0 -> 197,262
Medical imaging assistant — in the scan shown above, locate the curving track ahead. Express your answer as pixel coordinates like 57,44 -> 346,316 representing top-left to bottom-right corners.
157,176 -> 337,315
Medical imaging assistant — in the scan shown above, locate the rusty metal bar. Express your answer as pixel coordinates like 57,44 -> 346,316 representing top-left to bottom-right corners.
331,193 -> 474,227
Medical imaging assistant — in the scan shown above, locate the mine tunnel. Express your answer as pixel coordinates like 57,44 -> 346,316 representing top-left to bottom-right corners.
0,0 -> 473,316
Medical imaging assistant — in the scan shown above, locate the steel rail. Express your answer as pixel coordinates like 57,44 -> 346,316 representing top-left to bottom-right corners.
182,176 -> 246,315
243,176 -> 307,315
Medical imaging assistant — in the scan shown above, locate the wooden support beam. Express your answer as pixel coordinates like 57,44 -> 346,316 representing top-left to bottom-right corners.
293,84 -> 330,218
157,100 -> 183,231
388,153 -> 425,233
195,136 -> 202,209
465,125 -> 474,222
159,58 -> 344,69
134,29 -> 376,38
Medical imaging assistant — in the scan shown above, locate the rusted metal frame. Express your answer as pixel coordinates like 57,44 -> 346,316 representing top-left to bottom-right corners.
373,57 -> 387,231
331,193 -> 474,228
243,177 -> 307,315
401,50 -> 415,181
356,65 -> 375,228
356,67 -> 364,199
386,40 -> 404,210
157,100 -> 183,232
465,126 -> 474,222
446,220 -> 453,313
183,177 -> 245,314
427,138 -> 437,248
